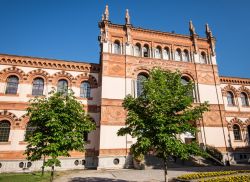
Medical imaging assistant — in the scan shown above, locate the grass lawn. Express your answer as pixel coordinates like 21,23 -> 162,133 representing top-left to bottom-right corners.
0,172 -> 52,182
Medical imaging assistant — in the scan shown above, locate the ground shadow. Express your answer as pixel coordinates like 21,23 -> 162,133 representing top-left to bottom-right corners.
69,177 -> 131,182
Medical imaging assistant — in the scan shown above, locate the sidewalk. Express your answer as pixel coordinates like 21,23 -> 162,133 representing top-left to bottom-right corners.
54,165 -> 250,182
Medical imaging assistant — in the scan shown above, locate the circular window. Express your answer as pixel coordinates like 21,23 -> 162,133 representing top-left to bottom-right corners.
0,163 -> 2,168
82,160 -> 86,165
19,162 -> 24,168
74,160 -> 79,166
113,158 -> 119,165
27,162 -> 32,168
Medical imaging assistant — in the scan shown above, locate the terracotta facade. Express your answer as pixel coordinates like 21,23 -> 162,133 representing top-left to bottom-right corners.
0,6 -> 250,172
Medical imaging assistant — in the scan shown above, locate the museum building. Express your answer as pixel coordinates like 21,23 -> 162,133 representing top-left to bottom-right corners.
0,6 -> 250,172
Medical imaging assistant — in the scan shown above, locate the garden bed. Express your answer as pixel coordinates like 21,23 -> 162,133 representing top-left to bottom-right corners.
175,170 -> 250,182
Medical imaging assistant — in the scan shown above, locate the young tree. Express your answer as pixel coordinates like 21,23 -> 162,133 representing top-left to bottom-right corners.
24,89 -> 95,181
118,68 -> 209,182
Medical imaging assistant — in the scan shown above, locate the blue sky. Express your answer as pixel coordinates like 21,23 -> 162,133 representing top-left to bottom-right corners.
0,0 -> 249,78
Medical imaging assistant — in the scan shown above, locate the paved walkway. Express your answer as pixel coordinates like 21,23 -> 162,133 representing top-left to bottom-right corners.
54,165 -> 250,182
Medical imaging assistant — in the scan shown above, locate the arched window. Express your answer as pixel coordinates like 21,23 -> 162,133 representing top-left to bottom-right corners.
175,49 -> 182,61
5,75 -> 19,94
155,46 -> 161,59
137,73 -> 148,97
183,50 -> 189,62
181,76 -> 195,101
142,45 -> 149,57
80,81 -> 91,98
240,92 -> 249,106
32,78 -> 44,96
134,43 -> 141,57
25,122 -> 36,140
233,124 -> 242,140
0,120 -> 11,142
227,91 -> 235,106
114,40 -> 121,54
57,79 -> 68,94
162,48 -> 170,60
200,52 -> 207,64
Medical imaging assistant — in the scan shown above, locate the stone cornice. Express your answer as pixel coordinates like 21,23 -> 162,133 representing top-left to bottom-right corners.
0,54 -> 100,73
220,76 -> 250,85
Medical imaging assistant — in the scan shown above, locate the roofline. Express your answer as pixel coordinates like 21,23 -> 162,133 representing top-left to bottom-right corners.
109,23 -> 209,41
220,75 -> 250,80
0,53 -> 99,66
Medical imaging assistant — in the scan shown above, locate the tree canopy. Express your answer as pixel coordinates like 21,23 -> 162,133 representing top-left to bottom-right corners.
118,68 -> 209,171
25,89 -> 95,169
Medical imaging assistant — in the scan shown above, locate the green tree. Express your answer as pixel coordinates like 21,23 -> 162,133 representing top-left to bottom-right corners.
118,68 -> 209,182
24,89 -> 95,181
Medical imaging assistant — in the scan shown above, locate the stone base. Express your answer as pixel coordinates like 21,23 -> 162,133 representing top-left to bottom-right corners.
0,157 -> 98,173
97,155 -> 133,170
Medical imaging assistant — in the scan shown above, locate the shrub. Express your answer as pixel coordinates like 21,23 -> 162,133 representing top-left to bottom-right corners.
177,170 -> 250,180
199,174 -> 250,182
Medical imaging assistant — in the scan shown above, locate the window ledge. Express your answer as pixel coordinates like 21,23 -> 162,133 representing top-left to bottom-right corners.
77,97 -> 93,100
26,94 -> 45,98
241,105 -> 250,108
0,141 -> 11,145
0,93 -> 19,97
234,140 -> 243,142
19,141 -> 28,145
227,104 -> 237,107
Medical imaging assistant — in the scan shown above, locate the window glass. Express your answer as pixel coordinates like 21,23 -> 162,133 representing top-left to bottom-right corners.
175,49 -> 181,61
0,121 -> 10,142
137,74 -> 147,97
155,47 -> 161,59
5,76 -> 19,94
163,48 -> 169,60
183,50 -> 189,62
143,45 -> 149,57
134,44 -> 141,57
114,41 -> 121,54
240,92 -> 249,106
233,124 -> 242,140
32,78 -> 44,96
200,52 -> 207,64
57,79 -> 68,94
25,122 -> 36,140
80,82 -> 91,98
227,92 -> 235,106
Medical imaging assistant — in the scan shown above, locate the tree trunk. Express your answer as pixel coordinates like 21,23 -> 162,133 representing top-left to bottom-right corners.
164,159 -> 168,182
50,165 -> 54,182
42,155 -> 45,176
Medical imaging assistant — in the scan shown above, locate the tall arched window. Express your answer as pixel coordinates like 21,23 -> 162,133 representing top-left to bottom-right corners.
200,52 -> 207,64
175,49 -> 182,61
240,92 -> 249,106
137,73 -> 148,97
5,75 -> 19,94
142,45 -> 149,57
181,76 -> 196,101
134,43 -> 141,57
32,78 -> 44,96
57,79 -> 68,94
233,124 -> 242,140
183,50 -> 189,62
25,122 -> 36,140
114,40 -> 121,54
0,120 -> 11,142
155,46 -> 161,59
227,91 -> 235,106
80,81 -> 91,98
163,48 -> 170,60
